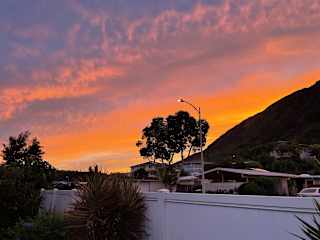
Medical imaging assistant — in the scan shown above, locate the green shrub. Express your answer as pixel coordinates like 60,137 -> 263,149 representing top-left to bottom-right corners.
0,166 -> 42,231
66,174 -> 147,240
2,213 -> 66,240
238,177 -> 278,196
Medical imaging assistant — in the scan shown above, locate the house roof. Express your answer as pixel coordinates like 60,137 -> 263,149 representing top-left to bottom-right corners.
173,152 -> 214,165
298,174 -> 320,179
130,161 -> 163,168
204,167 -> 298,178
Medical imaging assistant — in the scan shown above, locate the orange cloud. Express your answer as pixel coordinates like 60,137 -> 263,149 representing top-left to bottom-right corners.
2,0 -> 320,172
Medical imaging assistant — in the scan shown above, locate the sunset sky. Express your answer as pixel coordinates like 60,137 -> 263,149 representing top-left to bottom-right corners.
1,0 -> 320,172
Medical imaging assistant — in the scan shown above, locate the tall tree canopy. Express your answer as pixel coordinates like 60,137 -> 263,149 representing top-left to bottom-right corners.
136,111 -> 210,165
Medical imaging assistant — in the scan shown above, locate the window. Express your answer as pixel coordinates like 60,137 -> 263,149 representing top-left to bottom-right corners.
302,188 -> 317,193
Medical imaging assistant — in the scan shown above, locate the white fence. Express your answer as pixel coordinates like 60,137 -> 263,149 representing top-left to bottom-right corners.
204,182 -> 245,192
41,190 -> 318,240
41,189 -> 77,214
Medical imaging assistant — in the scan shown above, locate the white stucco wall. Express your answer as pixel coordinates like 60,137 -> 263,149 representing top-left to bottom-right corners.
41,190 -> 318,240
144,192 -> 318,240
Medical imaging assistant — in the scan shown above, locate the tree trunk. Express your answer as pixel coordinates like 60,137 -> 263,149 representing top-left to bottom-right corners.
180,150 -> 184,174
187,145 -> 194,158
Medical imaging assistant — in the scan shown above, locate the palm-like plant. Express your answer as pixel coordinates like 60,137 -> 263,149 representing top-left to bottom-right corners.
66,174 -> 147,240
294,200 -> 320,240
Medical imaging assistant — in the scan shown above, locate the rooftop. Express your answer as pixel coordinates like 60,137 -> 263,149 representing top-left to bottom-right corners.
204,167 -> 298,178
130,161 -> 164,168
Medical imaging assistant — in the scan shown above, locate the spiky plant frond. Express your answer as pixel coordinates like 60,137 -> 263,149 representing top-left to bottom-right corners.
66,174 -> 147,240
294,200 -> 320,240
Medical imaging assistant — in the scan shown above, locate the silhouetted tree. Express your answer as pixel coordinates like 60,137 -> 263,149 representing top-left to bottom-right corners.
0,132 -> 57,234
136,111 -> 209,165
136,111 -> 210,188
167,111 -> 209,163
1,131 -> 55,188
136,117 -> 171,164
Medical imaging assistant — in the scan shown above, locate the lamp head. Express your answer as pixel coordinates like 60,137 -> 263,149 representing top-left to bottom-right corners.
177,98 -> 184,103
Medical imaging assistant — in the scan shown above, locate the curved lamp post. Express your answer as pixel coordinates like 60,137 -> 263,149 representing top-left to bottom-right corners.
178,98 -> 205,194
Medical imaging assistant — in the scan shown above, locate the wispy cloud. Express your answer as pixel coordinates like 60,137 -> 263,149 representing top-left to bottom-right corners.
0,0 -> 320,171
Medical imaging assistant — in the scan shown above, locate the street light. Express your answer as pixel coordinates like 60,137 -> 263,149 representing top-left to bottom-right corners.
177,98 -> 206,194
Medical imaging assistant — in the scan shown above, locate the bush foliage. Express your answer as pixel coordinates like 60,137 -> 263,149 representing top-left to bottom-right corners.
0,132 -> 55,234
238,177 -> 278,196
2,213 -> 66,240
0,166 -> 42,231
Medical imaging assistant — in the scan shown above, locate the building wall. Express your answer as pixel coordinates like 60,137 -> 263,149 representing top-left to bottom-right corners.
42,190 -> 318,240
204,182 -> 245,192
182,163 -> 201,175
133,180 -> 165,192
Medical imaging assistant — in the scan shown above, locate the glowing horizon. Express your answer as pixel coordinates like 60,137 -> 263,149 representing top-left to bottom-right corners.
1,0 -> 320,172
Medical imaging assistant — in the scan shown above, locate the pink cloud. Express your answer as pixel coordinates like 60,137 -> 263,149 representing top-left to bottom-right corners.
2,0 -> 320,171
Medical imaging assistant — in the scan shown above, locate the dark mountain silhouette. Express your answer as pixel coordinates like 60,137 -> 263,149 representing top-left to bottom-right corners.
204,81 -> 320,164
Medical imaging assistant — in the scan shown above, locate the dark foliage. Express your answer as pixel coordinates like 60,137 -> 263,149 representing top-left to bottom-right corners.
137,111 -> 209,164
136,111 -> 209,187
133,168 -> 149,179
238,177 -> 278,196
54,169 -> 105,182
0,166 -> 42,232
2,213 -> 66,240
66,174 -> 147,240
1,131 -> 55,188
88,164 -> 100,174
0,132 -> 56,232
158,166 -> 177,190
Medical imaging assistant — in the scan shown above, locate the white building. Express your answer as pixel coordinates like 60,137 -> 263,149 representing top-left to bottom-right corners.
173,153 -> 214,176
204,167 -> 298,195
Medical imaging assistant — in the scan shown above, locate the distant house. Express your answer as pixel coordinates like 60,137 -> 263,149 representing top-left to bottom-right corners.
173,153 -> 214,176
130,162 -> 163,179
269,141 -> 319,160
299,148 -> 318,160
204,167 -> 298,195
296,174 -> 320,190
